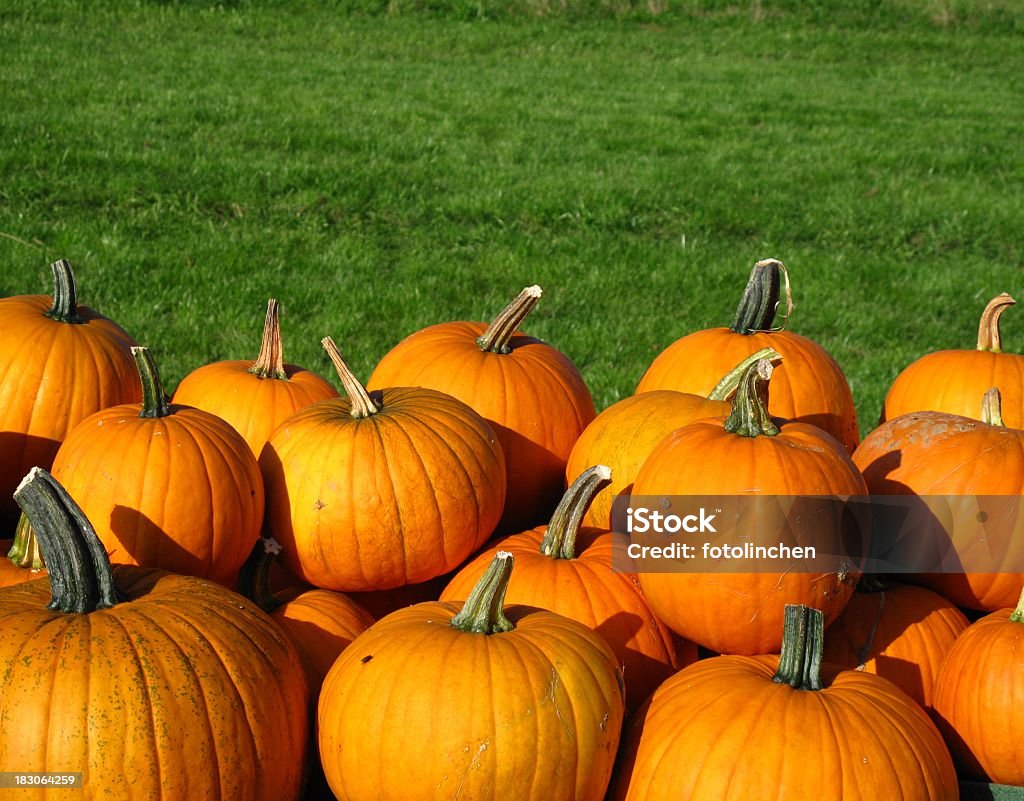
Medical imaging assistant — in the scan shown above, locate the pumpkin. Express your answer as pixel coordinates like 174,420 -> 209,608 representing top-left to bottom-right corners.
39,346 -> 264,586
0,467 -> 308,801
884,292 -> 1024,427
822,578 -> 969,709
932,586 -> 1024,785
368,285 -> 596,531
631,358 -> 866,655
0,259 -> 140,527
0,516 -> 47,589
610,605 -> 958,801
318,551 -> 625,801
441,465 -> 695,713
636,259 -> 859,453
348,571 -> 454,620
853,387 -> 1024,611
261,337 -> 506,592
566,348 -> 779,530
172,298 -> 338,458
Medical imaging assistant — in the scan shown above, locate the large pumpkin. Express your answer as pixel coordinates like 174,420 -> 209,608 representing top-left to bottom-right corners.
172,298 -> 338,458
261,337 -> 506,592
318,551 -> 625,801
636,259 -> 859,453
610,605 -> 958,801
0,468 -> 309,801
631,358 -> 866,655
441,465 -> 694,713
368,285 -> 596,531
0,259 -> 140,528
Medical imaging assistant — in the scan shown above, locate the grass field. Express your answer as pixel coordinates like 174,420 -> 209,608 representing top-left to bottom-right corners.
2,0 -> 1023,434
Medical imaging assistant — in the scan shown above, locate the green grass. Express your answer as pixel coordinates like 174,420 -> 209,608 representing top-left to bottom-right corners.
2,1 -> 1023,434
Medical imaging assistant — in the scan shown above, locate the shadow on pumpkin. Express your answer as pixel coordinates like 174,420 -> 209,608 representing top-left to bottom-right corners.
0,432 -> 63,532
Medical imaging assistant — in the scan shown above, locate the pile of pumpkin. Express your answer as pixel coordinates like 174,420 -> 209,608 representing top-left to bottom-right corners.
0,257 -> 1022,801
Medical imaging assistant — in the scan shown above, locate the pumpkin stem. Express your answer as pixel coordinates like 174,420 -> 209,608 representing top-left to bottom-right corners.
13,467 -> 120,614
238,537 -> 285,613
976,293 -> 1015,353
540,465 -> 612,560
723,358 -> 780,437
321,337 -> 380,419
981,387 -> 1005,428
772,604 -> 824,691
1010,587 -> 1024,623
855,574 -> 890,593
449,551 -> 515,634
133,347 -> 172,419
7,512 -> 45,570
249,299 -> 288,380
476,286 -> 543,354
44,258 -> 85,325
707,347 -> 783,401
729,258 -> 793,335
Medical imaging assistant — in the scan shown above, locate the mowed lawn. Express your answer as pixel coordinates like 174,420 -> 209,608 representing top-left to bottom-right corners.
2,1 -> 1023,433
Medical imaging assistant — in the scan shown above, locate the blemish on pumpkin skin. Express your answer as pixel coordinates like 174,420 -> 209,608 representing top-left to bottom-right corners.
360,654 -> 373,664
314,499 -> 326,510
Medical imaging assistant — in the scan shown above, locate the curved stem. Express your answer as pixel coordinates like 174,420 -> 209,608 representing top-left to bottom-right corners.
450,551 -> 515,634
707,347 -> 783,401
132,347 -> 171,419
7,512 -> 45,569
249,299 -> 288,380
238,537 -> 285,613
772,605 -> 824,690
43,259 -> 85,325
13,467 -> 120,613
1010,587 -> 1024,623
723,358 -> 780,437
982,387 -> 1005,428
729,258 -> 793,335
321,337 -> 380,419
540,465 -> 612,560
476,286 -> 543,354
976,293 -> 1015,353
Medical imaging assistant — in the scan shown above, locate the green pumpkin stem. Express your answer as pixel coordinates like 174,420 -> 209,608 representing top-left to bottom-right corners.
707,348 -> 783,401
321,337 -> 380,419
729,258 -> 793,335
13,467 -> 120,614
723,358 -> 780,437
773,605 -> 824,691
976,293 -> 1015,353
133,347 -> 172,419
249,299 -> 288,380
476,285 -> 542,354
44,259 -> 85,325
450,551 -> 515,634
1010,587 -> 1024,624
7,512 -> 45,570
238,537 -> 285,613
540,465 -> 612,560
981,387 -> 1005,428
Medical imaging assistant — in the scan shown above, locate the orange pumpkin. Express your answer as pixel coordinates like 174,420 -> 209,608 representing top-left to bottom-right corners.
318,551 -> 625,801
172,298 -> 338,458
441,465 -> 694,713
884,292 -> 1024,427
261,337 -> 506,592
636,259 -> 859,453
0,467 -> 308,801
631,358 -> 866,655
368,286 -> 596,531
0,259 -> 140,527
610,605 -> 958,801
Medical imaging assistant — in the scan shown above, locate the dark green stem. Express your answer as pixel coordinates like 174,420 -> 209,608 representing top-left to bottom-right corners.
249,299 -> 289,380
450,551 -> 515,634
43,259 -> 85,324
238,538 -> 285,613
723,358 -> 780,437
772,605 -> 824,691
1010,587 -> 1024,624
12,467 -> 120,613
7,512 -> 45,569
322,337 -> 380,419
476,286 -> 542,354
707,348 -> 782,401
132,347 -> 171,419
540,465 -> 612,560
729,258 -> 791,335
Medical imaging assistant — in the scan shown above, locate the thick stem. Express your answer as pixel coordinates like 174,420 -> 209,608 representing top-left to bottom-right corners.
729,258 -> 793,335
723,358 -> 780,437
238,537 -> 285,613
772,605 -> 824,690
981,387 -> 1005,428
450,551 -> 515,634
540,465 -> 612,560
976,293 -> 1015,353
7,512 -> 45,570
476,286 -> 543,354
249,299 -> 288,380
321,337 -> 380,419
43,259 -> 85,324
707,348 -> 783,401
1010,587 -> 1024,623
13,467 -> 120,613
132,347 -> 171,419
